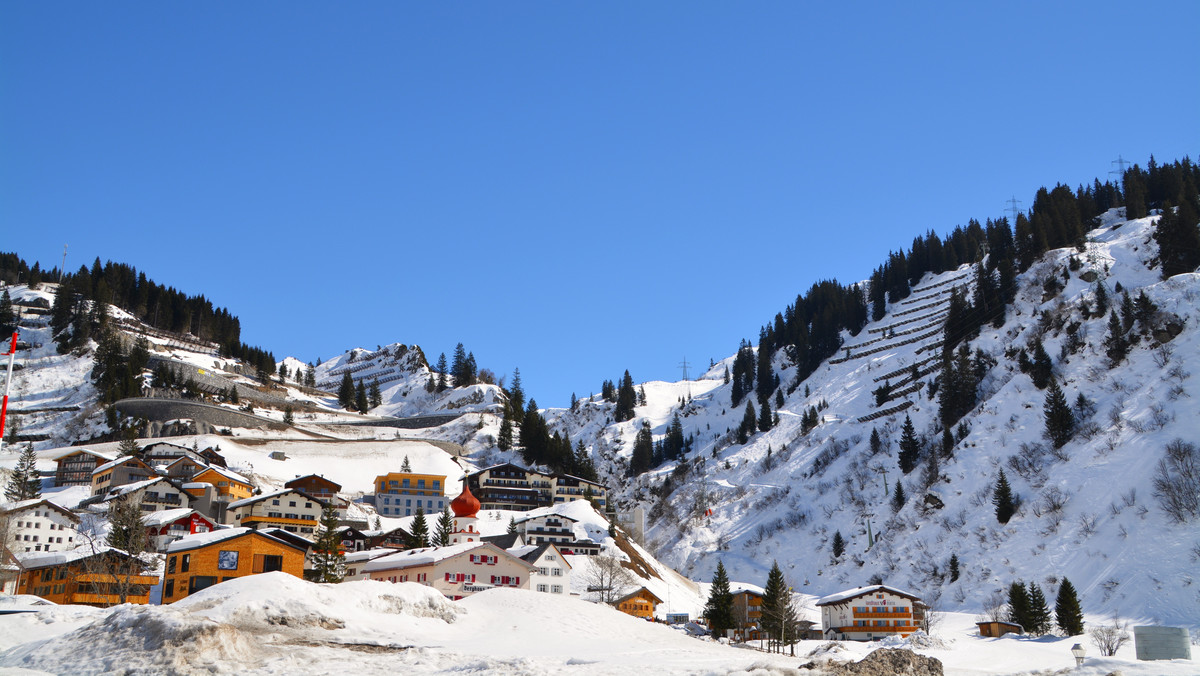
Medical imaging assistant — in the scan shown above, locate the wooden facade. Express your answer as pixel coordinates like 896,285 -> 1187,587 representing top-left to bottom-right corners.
191,467 -> 253,502
977,620 -> 1024,637
162,528 -> 305,604
15,549 -> 157,607
817,585 -> 924,641
285,475 -> 342,501
612,587 -> 663,619
53,449 -> 114,487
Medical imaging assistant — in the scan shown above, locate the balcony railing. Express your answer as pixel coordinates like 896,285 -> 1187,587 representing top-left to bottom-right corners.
851,611 -> 911,619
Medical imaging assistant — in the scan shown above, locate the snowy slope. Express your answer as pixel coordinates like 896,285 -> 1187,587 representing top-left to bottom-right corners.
558,210 -> 1200,629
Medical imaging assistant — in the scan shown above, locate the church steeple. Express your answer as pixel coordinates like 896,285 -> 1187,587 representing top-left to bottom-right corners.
449,481 -> 481,545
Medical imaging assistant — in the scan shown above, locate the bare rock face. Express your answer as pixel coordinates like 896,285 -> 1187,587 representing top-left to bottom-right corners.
810,649 -> 943,676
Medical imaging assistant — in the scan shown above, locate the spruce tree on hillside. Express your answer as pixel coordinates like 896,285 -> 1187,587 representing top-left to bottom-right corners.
870,427 -> 884,456
337,372 -> 355,409
435,353 -> 448,392
891,480 -> 905,514
401,455 -> 412,473
497,409 -> 514,451
508,367 -> 525,415
369,379 -> 383,408
831,531 -> 845,558
738,400 -> 757,445
948,553 -> 960,582
1153,199 -> 1200,279
898,415 -> 920,474
355,380 -> 369,412
1055,577 -> 1085,636
0,289 -> 14,335
629,420 -> 653,475
1030,339 -> 1053,389
994,469 -> 1016,524
1007,581 -> 1032,632
614,370 -> 637,422
761,561 -> 797,653
1027,583 -> 1052,636
408,507 -> 430,548
6,443 -> 41,501
703,561 -> 735,639
1043,377 -> 1075,449
758,398 -> 773,432
1104,310 -> 1128,368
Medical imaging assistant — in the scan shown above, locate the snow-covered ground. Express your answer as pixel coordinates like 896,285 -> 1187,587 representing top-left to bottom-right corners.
0,574 -> 1194,675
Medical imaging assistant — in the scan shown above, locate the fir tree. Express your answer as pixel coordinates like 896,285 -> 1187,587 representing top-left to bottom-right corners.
507,516 -> 518,535
891,480 -> 905,514
738,400 -> 756,444
508,368 -> 525,416
1043,377 -> 1075,449
922,448 -> 940,489
1104,310 -> 1128,368
898,415 -> 920,474
758,398 -> 773,432
401,455 -> 412,473
497,409 -> 514,451
869,427 -> 884,456
629,420 -> 653,475
948,553 -> 960,582
1153,199 -> 1200,279
614,370 -> 637,422
118,432 -> 141,457
283,405 -> 294,425
105,494 -> 148,556
355,380 -> 369,412
408,507 -> 430,548
1007,581 -> 1032,632
1055,577 -> 1085,636
433,508 -> 454,547
311,503 -> 346,583
369,379 -> 383,408
831,530 -> 845,558
337,372 -> 355,409
1027,583 -> 1052,636
1133,290 -> 1158,327
703,560 -> 735,639
435,353 -> 448,392
994,469 -> 1016,524
761,560 -> 797,652
6,442 -> 41,501
1030,339 -> 1053,389
0,289 -> 14,335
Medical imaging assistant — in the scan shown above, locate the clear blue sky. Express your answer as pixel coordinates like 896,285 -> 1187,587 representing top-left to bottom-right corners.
3,3 -> 1197,407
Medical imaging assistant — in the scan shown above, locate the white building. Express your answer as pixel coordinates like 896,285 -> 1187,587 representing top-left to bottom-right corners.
815,584 -> 925,641
363,541 -> 534,600
99,477 -> 192,512
1,499 -> 80,554
513,542 -> 571,596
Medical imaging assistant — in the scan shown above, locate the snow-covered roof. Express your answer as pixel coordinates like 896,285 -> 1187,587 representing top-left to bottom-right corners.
511,543 -> 572,569
142,508 -> 206,527
0,498 -> 79,521
363,541 -> 534,573
92,455 -> 151,474
165,526 -> 300,553
227,487 -> 322,510
103,477 -> 180,500
343,549 -> 395,565
14,545 -> 127,570
194,465 -> 251,485
815,584 -> 923,606
50,448 -> 115,463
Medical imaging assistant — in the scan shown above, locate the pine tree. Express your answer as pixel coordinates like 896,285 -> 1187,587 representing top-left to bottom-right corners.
497,409 -> 514,451
1153,199 -> 1200,279
105,494 -> 148,554
630,420 -> 653,475
508,368 -> 525,415
337,372 -> 355,409
118,433 -> 141,457
738,400 -> 756,444
0,289 -> 14,335
761,561 -> 797,652
1055,577 -> 1085,636
831,530 -> 845,558
435,353 -> 448,392
614,370 -> 637,422
898,415 -> 920,474
891,480 -> 905,514
1007,581 -> 1032,632
758,398 -> 773,432
922,449 -> 940,489
994,469 -> 1015,524
369,379 -> 383,408
433,508 -> 454,547
401,455 -> 412,473
6,442 -> 41,501
948,554 -> 960,582
1104,310 -> 1128,368
355,380 -> 369,412
1027,583 -> 1052,636
1043,377 -> 1075,449
869,427 -> 884,456
507,516 -> 518,535
1030,339 -> 1053,389
703,560 -> 735,639
408,507 -> 429,548
311,503 -> 346,583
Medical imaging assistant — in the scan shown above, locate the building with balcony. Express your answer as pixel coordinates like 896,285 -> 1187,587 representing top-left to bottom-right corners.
52,449 -> 115,488
162,527 -> 306,604
100,477 -> 192,512
143,508 -> 219,552
91,456 -> 156,496
611,587 -> 662,619
466,463 -> 606,512
816,584 -> 924,641
14,547 -> 158,607
226,489 -> 327,535
373,471 -> 447,517
285,475 -> 342,502
190,466 -> 254,502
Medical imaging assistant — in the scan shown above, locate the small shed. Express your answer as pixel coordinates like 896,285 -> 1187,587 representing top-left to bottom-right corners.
977,620 -> 1024,637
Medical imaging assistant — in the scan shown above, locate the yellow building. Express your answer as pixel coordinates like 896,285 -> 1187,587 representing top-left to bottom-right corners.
611,587 -> 663,619
162,527 -> 306,604
191,466 -> 254,501
374,471 -> 447,517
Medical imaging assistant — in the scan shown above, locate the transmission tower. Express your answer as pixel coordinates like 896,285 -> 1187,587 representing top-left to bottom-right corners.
1110,155 -> 1131,184
59,244 -> 68,283
1005,196 -> 1023,222
679,357 -> 691,399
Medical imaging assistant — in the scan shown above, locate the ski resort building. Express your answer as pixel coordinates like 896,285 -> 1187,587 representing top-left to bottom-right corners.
52,448 -> 115,487
189,466 -> 254,502
226,489 -> 327,535
142,508 -> 218,552
363,541 -> 534,600
816,584 -> 925,641
14,547 -> 158,607
372,471 -> 447,517
90,456 -> 156,496
0,498 -> 80,554
465,463 -> 607,512
162,528 -> 306,604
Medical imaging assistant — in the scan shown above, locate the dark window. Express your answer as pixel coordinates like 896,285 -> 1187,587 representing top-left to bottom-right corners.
188,576 -> 217,595
261,554 -> 283,572
181,554 -> 190,573
165,579 -> 175,597
167,556 -> 176,574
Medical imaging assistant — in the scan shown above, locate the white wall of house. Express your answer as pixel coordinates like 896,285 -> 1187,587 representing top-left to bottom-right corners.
3,503 -> 79,554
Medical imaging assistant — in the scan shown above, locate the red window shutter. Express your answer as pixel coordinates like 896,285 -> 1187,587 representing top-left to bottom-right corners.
514,577 -> 520,585
445,572 -> 451,581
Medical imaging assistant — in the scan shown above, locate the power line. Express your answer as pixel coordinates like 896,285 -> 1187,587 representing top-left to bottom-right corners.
1110,155 -> 1131,185
1006,196 -> 1023,222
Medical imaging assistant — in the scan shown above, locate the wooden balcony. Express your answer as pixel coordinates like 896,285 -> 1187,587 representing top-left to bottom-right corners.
851,610 -> 911,619
70,592 -> 153,605
833,625 -> 915,634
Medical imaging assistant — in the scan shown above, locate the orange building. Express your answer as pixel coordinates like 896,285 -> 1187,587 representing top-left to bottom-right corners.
162,527 -> 306,604
190,466 -> 254,501
731,587 -> 765,640
611,587 -> 663,619
14,547 -> 158,607
374,471 -> 447,517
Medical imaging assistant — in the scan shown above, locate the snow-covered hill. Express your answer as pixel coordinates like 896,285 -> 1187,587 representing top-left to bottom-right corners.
546,209 -> 1199,628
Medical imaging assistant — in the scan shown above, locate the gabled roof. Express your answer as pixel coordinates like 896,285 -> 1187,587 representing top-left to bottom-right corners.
0,498 -> 80,523
227,487 -> 324,511
815,584 -> 923,606
515,512 -> 579,526
513,543 -> 572,570
363,542 -> 535,574
612,586 -> 663,606
192,465 -> 251,486
51,448 -> 115,463
481,532 -> 523,550
142,508 -> 213,528
285,474 -> 342,491
103,477 -> 185,501
92,455 -> 152,475
165,526 -> 305,554
164,456 -> 208,470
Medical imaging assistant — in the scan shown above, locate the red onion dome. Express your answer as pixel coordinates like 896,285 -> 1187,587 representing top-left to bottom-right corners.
450,482 -> 480,518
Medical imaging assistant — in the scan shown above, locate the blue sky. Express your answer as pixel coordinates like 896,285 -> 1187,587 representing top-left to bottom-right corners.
2,3 -> 1197,407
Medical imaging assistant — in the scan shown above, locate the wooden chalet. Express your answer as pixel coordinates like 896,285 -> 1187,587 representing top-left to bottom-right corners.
53,449 -> 115,487
285,474 -> 342,502
611,587 -> 663,619
14,547 -> 158,607
162,527 -> 306,604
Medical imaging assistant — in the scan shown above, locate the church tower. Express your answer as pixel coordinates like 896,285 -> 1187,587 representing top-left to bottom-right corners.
448,481 -> 481,545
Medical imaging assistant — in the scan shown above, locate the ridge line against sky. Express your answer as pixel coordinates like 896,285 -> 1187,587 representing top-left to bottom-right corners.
2,2 -> 1197,406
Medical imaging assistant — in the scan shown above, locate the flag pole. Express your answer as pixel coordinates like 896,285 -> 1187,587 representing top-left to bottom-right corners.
0,331 -> 18,455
